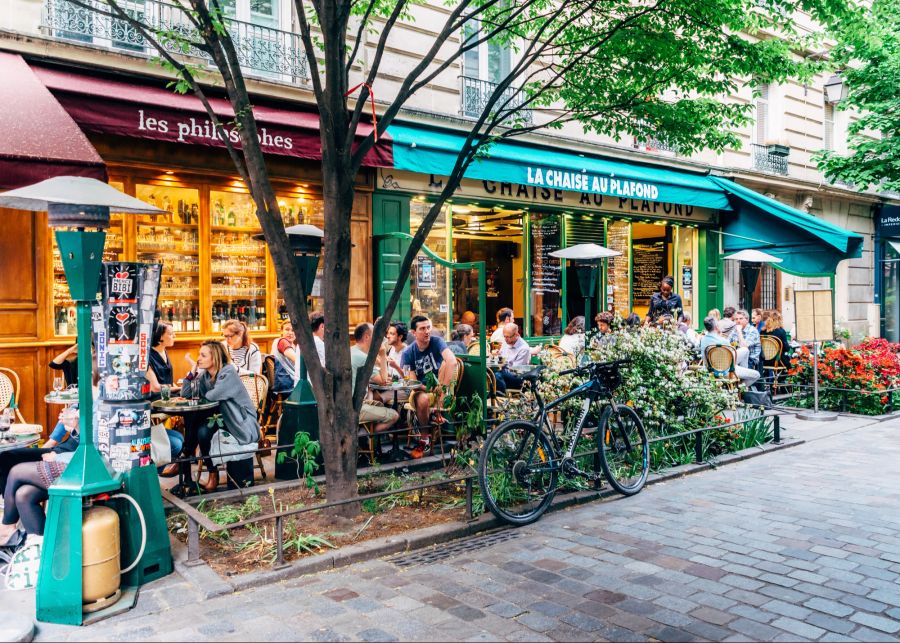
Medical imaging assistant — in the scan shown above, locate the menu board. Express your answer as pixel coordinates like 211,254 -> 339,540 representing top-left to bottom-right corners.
632,240 -> 666,306
531,215 -> 562,295
606,222 -> 630,313
794,289 -> 834,342
530,214 -> 562,336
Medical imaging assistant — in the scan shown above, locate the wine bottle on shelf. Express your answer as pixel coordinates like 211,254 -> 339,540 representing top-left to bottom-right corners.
258,305 -> 266,329
227,210 -> 236,227
247,304 -> 258,328
55,308 -> 68,335
191,306 -> 199,332
167,306 -> 174,325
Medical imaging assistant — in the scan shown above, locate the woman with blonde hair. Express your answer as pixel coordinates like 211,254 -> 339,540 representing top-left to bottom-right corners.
761,310 -> 791,369
180,340 -> 260,492
221,319 -> 262,375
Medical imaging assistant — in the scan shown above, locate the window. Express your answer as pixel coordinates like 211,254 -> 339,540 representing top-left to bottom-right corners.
460,20 -> 511,83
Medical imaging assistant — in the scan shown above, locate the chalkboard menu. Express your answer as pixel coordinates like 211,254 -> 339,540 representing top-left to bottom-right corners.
530,214 -> 562,336
632,240 -> 666,306
531,215 -> 562,295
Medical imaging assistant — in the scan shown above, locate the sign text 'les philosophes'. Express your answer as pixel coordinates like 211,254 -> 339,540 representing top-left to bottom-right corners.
137,109 -> 294,151
525,166 -> 660,200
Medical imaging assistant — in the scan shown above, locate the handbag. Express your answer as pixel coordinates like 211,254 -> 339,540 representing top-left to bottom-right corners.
5,535 -> 42,591
150,423 -> 172,466
209,430 -> 252,466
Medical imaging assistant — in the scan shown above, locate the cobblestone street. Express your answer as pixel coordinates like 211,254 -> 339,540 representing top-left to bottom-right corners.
35,415 -> 900,642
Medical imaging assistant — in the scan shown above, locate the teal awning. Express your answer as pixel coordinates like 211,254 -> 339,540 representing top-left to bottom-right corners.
389,124 -> 732,210
712,177 -> 864,276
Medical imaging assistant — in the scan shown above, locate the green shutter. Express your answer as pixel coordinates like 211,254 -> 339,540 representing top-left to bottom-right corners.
698,229 -> 722,315
372,193 -> 411,320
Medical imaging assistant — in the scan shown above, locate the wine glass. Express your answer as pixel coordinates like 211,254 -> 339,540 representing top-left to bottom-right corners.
52,375 -> 64,395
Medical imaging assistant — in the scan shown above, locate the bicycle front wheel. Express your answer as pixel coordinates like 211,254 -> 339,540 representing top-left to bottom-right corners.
598,404 -> 649,496
478,420 -> 558,526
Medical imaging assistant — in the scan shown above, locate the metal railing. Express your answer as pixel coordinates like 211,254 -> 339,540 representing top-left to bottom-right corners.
41,0 -> 309,83
166,407 -> 777,566
632,135 -> 679,154
751,143 -> 789,175
459,75 -> 533,127
777,383 -> 900,416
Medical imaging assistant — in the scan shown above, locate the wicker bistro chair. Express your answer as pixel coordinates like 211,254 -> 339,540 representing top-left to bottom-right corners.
705,344 -> 740,390
0,367 -> 43,434
259,355 -> 285,446
760,335 -> 787,394
403,357 -> 464,457
240,373 -> 270,480
466,341 -> 482,356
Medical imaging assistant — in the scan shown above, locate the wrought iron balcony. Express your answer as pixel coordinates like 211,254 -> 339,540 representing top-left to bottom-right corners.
751,143 -> 789,176
460,76 -> 533,128
632,136 -> 679,154
41,0 -> 308,83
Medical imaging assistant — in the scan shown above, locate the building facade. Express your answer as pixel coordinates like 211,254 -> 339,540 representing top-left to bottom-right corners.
0,0 -> 893,427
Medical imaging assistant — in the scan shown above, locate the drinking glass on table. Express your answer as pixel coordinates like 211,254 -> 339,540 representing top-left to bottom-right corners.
0,409 -> 10,443
52,375 -> 64,394
160,385 -> 171,401
402,366 -> 412,382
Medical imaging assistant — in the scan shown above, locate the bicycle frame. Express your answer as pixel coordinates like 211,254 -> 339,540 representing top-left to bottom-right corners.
528,375 -> 613,466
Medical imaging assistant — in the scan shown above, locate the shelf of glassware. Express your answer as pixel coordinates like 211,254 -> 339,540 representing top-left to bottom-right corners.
51,212 -> 125,337
135,184 -> 202,333
209,190 -> 268,332
273,192 -> 325,324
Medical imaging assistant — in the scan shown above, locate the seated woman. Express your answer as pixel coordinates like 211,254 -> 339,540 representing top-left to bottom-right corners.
49,343 -> 79,387
180,340 -> 260,492
447,324 -> 474,355
146,320 -> 185,474
221,319 -> 262,375
558,316 -> 585,355
0,411 -> 78,542
272,320 -> 299,393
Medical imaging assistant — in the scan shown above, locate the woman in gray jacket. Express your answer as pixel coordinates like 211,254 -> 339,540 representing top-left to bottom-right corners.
181,340 -> 260,492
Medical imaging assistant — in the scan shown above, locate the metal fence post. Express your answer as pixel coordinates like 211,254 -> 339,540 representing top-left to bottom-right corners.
694,432 -> 703,464
275,516 -> 286,567
186,516 -> 201,566
773,415 -> 781,444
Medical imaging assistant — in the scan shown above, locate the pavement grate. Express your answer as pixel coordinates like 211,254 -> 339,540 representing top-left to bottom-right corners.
386,529 -> 523,567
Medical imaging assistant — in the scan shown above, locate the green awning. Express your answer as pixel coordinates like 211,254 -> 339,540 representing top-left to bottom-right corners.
389,124 -> 732,210
713,177 -> 864,276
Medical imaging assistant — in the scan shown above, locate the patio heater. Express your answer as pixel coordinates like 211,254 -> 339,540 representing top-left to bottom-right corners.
0,176 -> 171,624
550,243 -> 622,344
253,224 -> 324,479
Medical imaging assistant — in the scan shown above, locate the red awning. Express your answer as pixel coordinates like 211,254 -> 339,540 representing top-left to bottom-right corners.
0,53 -> 106,189
32,65 -> 393,167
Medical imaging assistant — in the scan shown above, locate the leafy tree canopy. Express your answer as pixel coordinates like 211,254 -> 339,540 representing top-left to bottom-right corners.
817,0 -> 900,191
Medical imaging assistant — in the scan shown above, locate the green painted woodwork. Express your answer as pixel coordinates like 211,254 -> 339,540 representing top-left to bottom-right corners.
373,193 -> 411,320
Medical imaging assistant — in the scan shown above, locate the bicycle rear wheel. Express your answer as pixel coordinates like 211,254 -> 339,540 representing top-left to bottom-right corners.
598,404 -> 649,496
478,420 -> 558,526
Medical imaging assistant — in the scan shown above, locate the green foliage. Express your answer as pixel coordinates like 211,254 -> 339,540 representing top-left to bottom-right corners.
206,413 -> 225,430
275,431 -> 322,493
816,0 -> 900,191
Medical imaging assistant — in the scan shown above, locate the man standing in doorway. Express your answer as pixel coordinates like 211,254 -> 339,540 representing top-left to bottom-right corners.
401,315 -> 458,427
490,308 -> 515,343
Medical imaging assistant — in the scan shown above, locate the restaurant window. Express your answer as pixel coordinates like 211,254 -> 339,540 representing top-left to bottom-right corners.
135,182 -> 201,333
209,189 -> 267,332
409,200 -> 451,336
274,189 -> 325,324
564,214 -> 605,324
51,182 -> 125,337
630,222 -> 670,319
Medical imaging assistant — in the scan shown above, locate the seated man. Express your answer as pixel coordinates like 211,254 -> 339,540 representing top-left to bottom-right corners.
401,315 -> 457,426
490,308 -> 515,343
351,323 -> 399,434
494,323 -> 531,394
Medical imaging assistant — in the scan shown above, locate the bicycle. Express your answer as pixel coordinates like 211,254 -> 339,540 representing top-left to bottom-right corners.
478,359 -> 649,526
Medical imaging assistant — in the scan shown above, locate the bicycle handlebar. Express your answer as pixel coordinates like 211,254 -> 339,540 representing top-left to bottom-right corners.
559,358 -> 632,377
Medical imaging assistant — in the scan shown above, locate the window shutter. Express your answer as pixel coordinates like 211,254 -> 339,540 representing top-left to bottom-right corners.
754,83 -> 770,145
823,102 -> 835,151
565,215 -> 604,246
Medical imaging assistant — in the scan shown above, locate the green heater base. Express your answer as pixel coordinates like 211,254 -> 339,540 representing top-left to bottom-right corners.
116,466 -> 172,587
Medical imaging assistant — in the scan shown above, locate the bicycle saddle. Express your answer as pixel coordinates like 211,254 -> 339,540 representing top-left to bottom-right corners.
519,365 -> 546,382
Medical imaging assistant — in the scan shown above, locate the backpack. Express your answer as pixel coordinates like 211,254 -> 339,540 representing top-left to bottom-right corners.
270,348 -> 296,394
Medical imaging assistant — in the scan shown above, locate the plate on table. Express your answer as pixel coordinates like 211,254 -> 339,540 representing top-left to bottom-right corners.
11,424 -> 41,437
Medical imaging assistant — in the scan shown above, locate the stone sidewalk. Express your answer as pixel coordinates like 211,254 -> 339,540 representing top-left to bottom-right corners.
28,413 -> 900,641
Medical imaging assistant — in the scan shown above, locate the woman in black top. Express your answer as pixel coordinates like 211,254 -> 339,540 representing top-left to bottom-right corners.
147,321 -> 175,393
646,276 -> 683,323
761,310 -> 791,368
49,344 -> 79,387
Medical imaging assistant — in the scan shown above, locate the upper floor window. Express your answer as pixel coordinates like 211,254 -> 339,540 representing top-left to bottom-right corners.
754,82 -> 770,145
461,20 -> 511,83
823,102 -> 835,151
222,0 -> 286,28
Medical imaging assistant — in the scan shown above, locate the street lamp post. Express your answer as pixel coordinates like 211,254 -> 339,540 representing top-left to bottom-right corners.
255,224 -> 324,479
0,177 -> 164,625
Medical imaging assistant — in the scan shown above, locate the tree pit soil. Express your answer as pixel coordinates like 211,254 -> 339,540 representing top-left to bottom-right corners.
168,479 -> 469,577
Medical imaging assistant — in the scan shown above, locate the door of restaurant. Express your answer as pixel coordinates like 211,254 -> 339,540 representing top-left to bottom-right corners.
882,241 -> 900,342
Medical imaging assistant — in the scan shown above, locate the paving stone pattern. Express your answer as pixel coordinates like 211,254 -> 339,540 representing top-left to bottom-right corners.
35,416 -> 900,641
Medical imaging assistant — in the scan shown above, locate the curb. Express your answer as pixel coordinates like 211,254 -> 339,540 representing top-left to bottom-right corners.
174,435 -> 805,596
